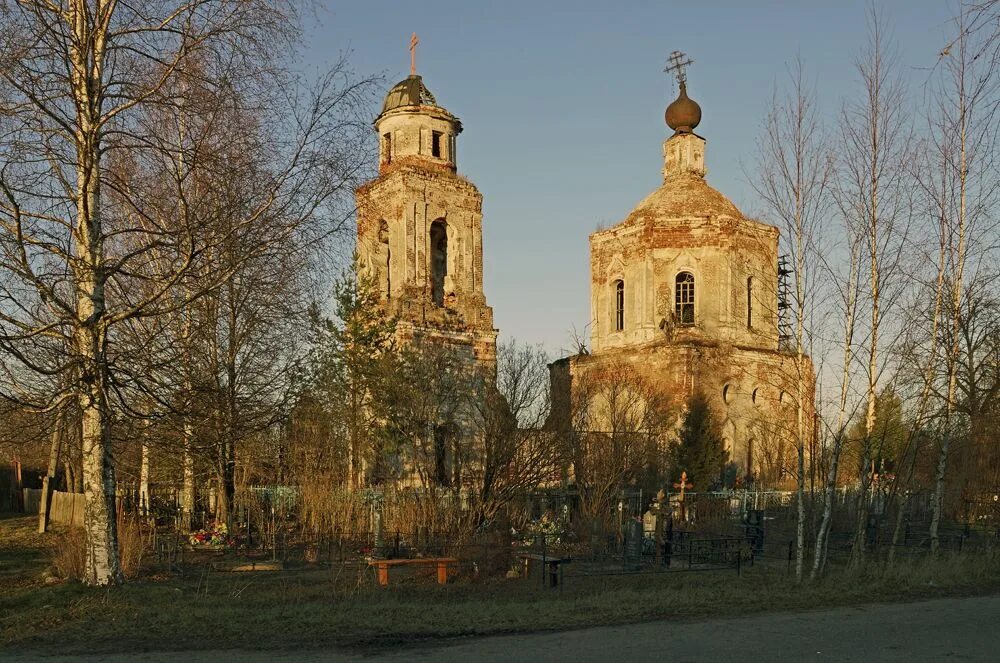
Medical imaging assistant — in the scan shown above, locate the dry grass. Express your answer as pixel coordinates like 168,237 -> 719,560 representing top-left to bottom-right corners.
50,512 -> 149,581
3,512 -> 1000,656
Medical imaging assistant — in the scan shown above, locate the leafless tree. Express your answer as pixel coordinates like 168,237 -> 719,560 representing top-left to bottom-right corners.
466,340 -> 560,527
749,56 -> 832,583
925,3 -> 1000,552
558,362 -> 672,530
0,1 -> 374,585
833,6 -> 914,567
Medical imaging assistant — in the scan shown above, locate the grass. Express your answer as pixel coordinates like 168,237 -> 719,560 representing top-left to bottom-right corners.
3,513 -> 1000,655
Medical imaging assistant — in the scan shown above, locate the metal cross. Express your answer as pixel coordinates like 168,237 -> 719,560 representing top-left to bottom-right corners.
664,50 -> 694,86
409,32 -> 419,76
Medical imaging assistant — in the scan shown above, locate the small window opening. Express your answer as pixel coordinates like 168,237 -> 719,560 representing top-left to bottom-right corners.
431,131 -> 442,158
430,220 -> 447,306
675,272 -> 695,325
614,280 -> 624,331
747,276 -> 754,328
383,133 -> 392,163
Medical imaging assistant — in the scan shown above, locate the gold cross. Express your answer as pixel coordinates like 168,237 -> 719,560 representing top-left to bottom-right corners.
409,32 -> 419,76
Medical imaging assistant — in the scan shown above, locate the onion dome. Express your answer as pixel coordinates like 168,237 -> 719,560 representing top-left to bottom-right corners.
381,75 -> 438,114
665,82 -> 702,134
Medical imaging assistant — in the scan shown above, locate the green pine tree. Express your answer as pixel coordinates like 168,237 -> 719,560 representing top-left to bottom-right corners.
306,260 -> 399,487
669,392 -> 729,491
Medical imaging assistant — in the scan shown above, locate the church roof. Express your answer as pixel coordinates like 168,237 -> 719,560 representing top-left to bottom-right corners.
622,173 -> 743,226
381,75 -> 438,114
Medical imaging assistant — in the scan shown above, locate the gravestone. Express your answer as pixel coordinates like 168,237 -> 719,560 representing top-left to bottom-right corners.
624,518 -> 643,570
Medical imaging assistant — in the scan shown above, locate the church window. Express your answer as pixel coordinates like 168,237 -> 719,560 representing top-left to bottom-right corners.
383,132 -> 392,163
430,220 -> 447,306
747,276 -> 754,328
613,280 -> 624,331
432,131 -> 442,158
675,272 -> 695,325
723,384 -> 731,403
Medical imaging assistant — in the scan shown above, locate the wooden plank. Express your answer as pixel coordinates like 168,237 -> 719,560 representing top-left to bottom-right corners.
370,557 -> 457,567
369,557 -> 458,587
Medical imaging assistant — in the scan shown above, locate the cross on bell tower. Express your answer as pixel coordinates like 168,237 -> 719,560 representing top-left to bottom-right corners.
356,51 -> 497,374
409,32 -> 419,76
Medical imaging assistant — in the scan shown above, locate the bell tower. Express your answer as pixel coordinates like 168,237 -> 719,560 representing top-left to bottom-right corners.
356,37 -> 497,368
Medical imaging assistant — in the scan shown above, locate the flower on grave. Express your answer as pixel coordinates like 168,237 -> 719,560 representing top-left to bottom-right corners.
188,522 -> 234,547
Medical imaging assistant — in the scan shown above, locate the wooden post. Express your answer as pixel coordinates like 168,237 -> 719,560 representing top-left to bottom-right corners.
436,560 -> 449,585
13,456 -> 23,512
38,411 -> 65,533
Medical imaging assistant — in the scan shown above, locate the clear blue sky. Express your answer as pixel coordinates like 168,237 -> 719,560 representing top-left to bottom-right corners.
303,1 -> 957,356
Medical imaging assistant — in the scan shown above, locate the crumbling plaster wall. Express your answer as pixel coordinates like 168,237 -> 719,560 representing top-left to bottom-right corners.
590,215 -> 779,354
357,162 -> 496,368
550,343 -> 814,482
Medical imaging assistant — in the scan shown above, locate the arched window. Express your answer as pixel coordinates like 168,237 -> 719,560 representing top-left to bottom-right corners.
430,220 -> 447,306
675,272 -> 695,325
747,276 -> 754,328
613,280 -> 624,331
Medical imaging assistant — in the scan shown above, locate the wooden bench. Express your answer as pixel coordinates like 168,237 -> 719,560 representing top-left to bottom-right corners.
368,557 -> 458,587
518,553 -> 572,587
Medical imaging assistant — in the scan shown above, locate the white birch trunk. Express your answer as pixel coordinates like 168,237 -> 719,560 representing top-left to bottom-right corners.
811,242 -> 859,580
72,3 -> 122,586
182,423 -> 194,531
139,440 -> 150,519
930,26 -> 970,552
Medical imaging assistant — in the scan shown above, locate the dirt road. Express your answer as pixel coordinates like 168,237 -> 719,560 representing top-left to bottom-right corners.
373,593 -> 999,662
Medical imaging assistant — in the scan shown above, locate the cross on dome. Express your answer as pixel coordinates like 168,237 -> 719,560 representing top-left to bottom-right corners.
664,50 -> 694,86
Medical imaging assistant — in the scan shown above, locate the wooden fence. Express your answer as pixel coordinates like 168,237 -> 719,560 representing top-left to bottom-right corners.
22,488 -> 84,527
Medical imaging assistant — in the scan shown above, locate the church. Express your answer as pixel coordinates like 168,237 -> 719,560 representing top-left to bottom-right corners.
355,45 -> 813,488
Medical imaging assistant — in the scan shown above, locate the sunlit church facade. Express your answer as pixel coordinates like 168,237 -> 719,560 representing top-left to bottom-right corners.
355,51 -> 813,489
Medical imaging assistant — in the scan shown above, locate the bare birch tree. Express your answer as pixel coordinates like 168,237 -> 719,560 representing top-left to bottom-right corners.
811,230 -> 862,578
926,3 -> 1000,551
749,56 -> 832,583
0,1 -> 371,585
834,7 -> 913,567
